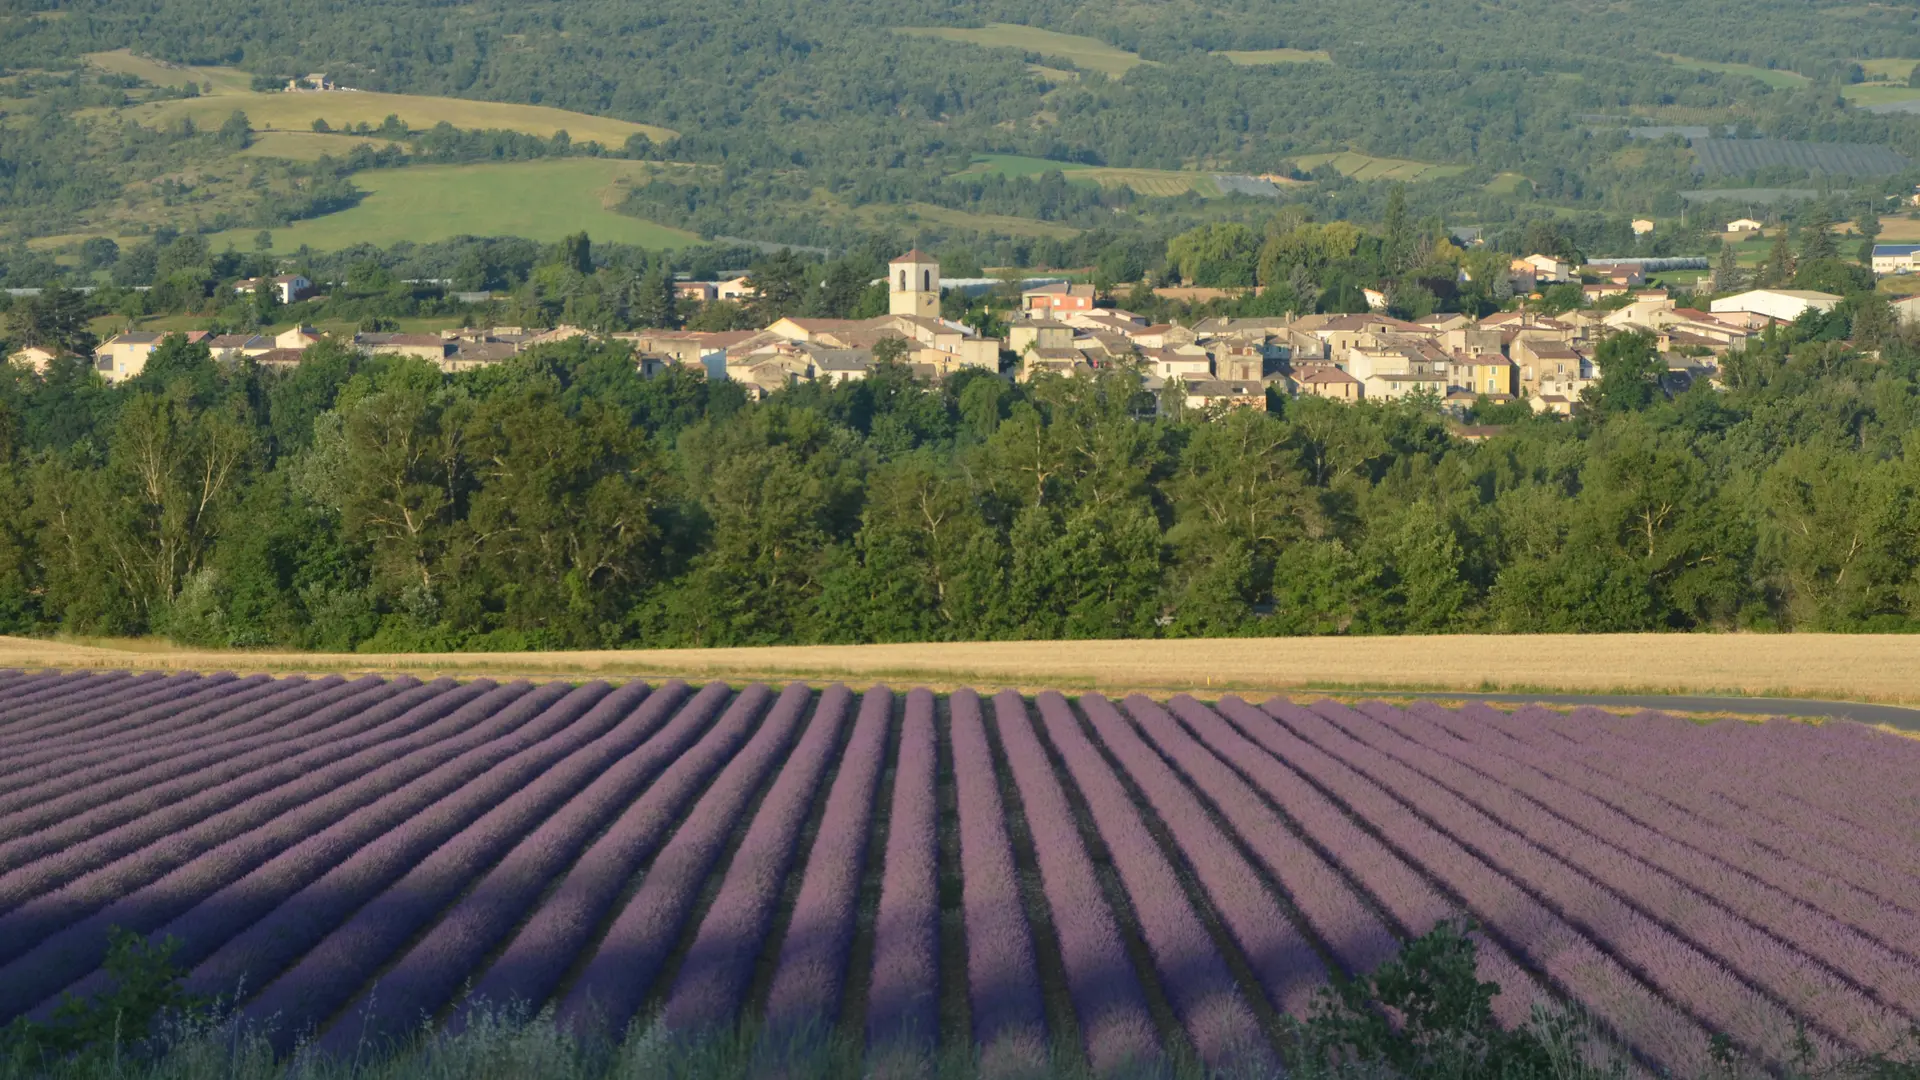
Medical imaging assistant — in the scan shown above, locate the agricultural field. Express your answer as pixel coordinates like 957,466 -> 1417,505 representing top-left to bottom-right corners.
1484,171 -> 1531,194
895,25 -> 1153,78
82,50 -> 677,145
1290,150 -> 1467,182
1856,57 -> 1920,79
84,48 -> 253,95
10,632 -> 1920,702
1843,82 -> 1920,105
205,159 -> 698,253
1876,214 -> 1920,242
1,670 -> 1917,1076
953,153 -> 1094,179
1079,167 -> 1220,196
1214,48 -> 1332,65
1847,57 -> 1920,104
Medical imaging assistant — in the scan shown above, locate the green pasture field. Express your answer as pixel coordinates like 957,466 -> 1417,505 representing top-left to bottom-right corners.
954,153 -> 1092,178
206,159 -> 698,252
1292,150 -> 1467,182
896,24 -> 1152,77
1485,171 -> 1531,194
1843,82 -> 1920,105
1216,47 -> 1333,64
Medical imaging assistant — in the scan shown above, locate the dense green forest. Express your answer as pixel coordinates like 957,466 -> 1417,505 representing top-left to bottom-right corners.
1,291 -> 1916,650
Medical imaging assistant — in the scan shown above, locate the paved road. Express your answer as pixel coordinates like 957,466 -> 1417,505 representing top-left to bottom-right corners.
1383,691 -> 1920,732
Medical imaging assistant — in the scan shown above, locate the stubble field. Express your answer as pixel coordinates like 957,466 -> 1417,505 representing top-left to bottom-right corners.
4,633 -> 1919,703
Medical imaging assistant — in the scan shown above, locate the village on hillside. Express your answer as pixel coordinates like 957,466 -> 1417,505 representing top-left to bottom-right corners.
11,241 -> 1905,419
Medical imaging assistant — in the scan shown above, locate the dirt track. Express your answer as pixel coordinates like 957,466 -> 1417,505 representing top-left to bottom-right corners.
2,633 -> 1915,705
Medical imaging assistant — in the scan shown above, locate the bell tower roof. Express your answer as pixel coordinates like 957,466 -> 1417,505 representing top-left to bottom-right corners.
890,249 -> 935,264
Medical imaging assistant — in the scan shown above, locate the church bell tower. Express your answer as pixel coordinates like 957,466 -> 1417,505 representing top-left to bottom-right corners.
889,249 -> 940,318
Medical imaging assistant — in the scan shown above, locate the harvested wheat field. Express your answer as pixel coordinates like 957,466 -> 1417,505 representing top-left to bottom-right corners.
2,671 -> 1918,1076
3,634 -> 1919,703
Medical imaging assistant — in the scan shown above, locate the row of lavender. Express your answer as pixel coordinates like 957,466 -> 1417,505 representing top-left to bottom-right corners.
1,669 -> 1918,1076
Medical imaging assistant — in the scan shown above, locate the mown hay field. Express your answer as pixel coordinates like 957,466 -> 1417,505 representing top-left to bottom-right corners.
0,671 -> 1916,1076
7,633 -> 1920,703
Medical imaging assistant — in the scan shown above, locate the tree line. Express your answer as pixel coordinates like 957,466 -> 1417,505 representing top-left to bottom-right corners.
1,303 -> 1918,651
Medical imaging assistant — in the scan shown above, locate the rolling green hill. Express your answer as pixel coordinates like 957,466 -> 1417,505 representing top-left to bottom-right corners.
3,0 -> 1920,256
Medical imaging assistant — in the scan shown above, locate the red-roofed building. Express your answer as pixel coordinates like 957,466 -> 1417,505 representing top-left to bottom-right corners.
1022,281 -> 1096,315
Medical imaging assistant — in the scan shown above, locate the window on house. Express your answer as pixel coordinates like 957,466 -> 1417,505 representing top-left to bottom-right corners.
923,270 -> 932,292
898,271 -> 906,291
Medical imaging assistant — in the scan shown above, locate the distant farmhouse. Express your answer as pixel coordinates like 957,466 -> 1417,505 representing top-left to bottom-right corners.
234,274 -> 313,304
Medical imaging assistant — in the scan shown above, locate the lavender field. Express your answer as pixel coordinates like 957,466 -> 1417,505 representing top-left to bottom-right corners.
2,669 -> 1918,1077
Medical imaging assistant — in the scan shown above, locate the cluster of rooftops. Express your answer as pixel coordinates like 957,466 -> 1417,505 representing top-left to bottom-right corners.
22,250 -> 1856,418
